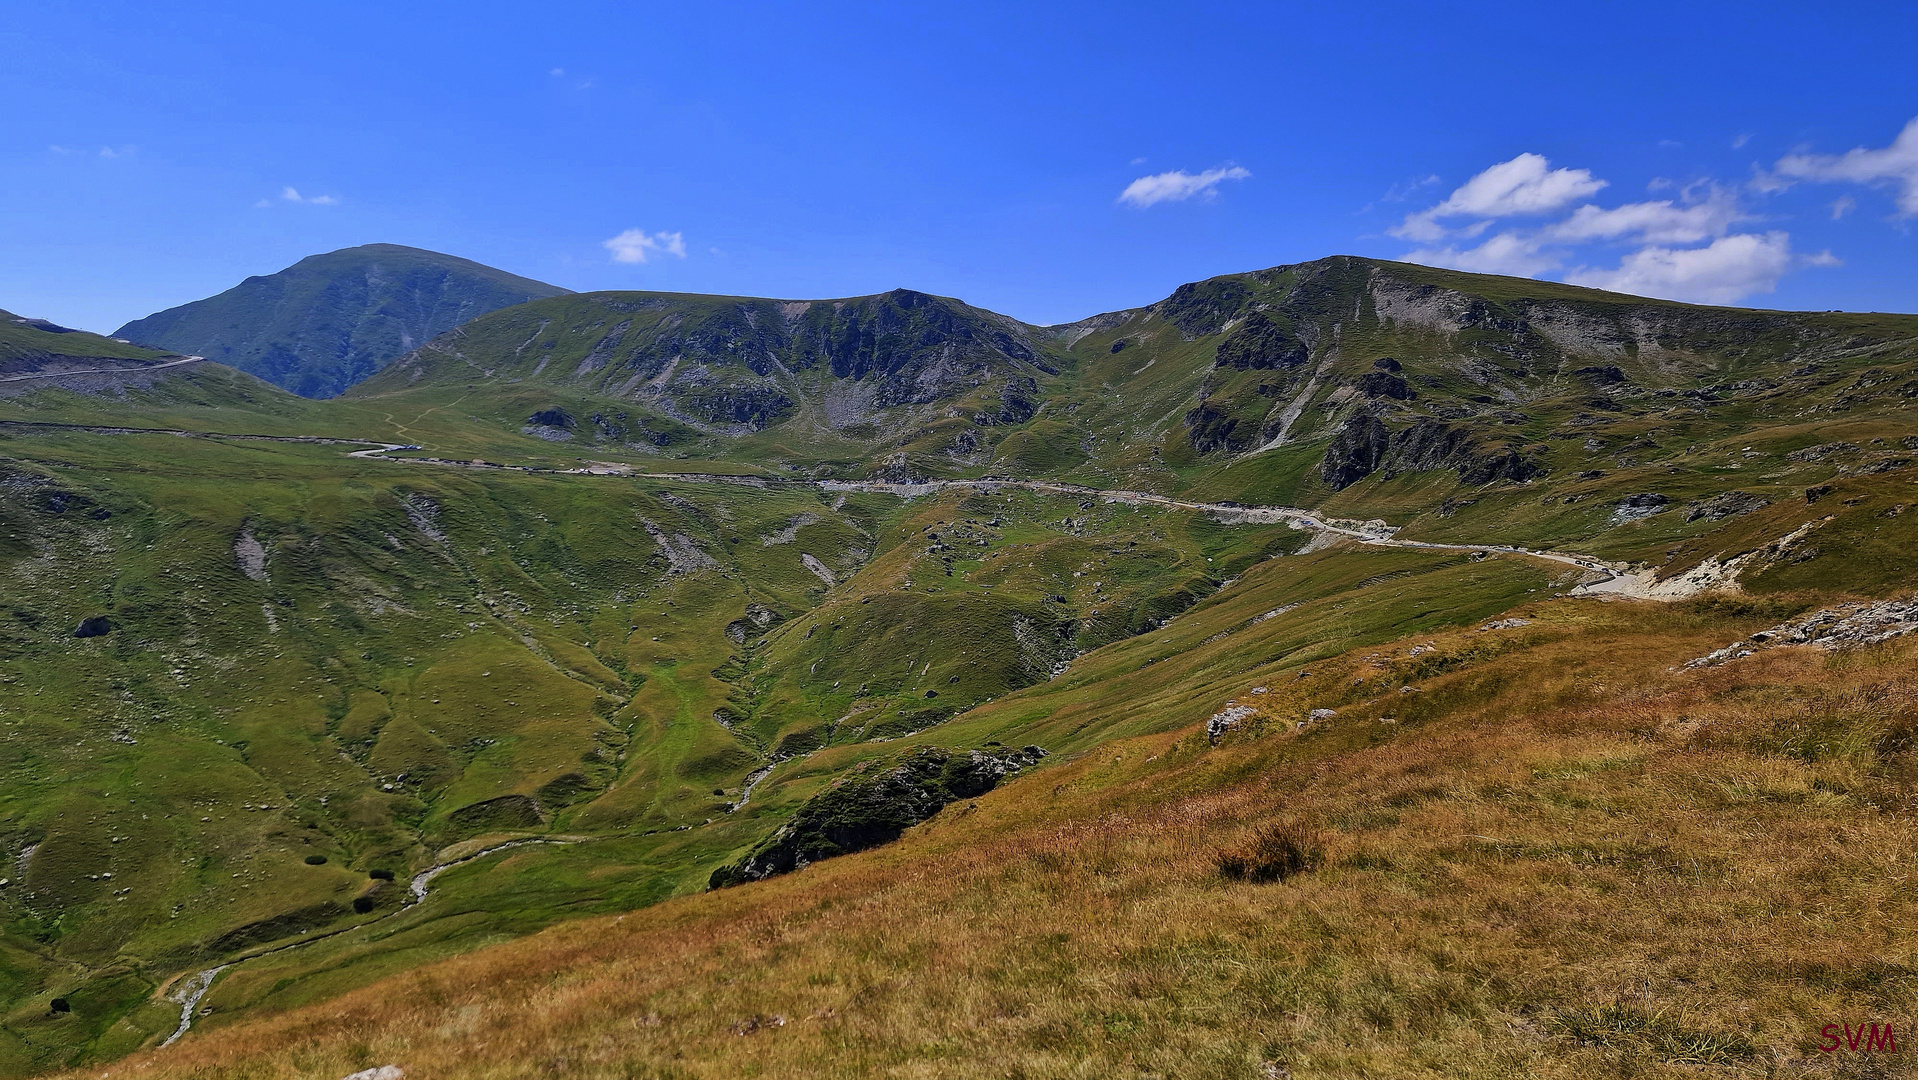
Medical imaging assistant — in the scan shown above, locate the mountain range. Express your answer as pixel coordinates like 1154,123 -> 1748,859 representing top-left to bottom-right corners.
1,252 -> 1915,1078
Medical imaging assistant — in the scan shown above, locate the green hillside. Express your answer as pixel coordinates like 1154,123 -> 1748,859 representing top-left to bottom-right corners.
0,312 -> 178,376
2,256 -> 1917,1075
346,286 -> 1061,472
114,246 -> 570,399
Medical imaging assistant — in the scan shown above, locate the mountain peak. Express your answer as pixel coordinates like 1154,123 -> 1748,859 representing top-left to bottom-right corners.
114,245 -> 570,398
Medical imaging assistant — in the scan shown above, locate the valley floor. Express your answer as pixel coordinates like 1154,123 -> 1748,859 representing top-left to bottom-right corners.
63,595 -> 1918,1080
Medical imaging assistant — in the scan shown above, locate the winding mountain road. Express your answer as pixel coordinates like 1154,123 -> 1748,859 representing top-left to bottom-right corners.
0,356 -> 203,384
11,418 -> 1681,1049
3,419 -> 1659,596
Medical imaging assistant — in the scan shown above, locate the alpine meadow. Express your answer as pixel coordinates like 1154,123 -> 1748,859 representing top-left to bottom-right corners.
7,4 -> 1918,1077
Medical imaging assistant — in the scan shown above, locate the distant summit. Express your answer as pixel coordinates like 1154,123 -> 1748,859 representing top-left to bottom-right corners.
115,244 -> 569,398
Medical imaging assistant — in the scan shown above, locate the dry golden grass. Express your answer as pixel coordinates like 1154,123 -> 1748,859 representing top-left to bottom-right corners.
80,600 -> 1918,1079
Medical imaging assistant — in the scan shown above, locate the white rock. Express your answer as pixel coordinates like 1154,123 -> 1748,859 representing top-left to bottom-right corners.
341,1067 -> 404,1080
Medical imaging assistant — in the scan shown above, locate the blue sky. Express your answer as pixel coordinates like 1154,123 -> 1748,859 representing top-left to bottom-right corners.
4,0 -> 1916,333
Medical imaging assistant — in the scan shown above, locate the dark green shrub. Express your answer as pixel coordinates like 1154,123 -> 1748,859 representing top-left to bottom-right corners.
368,868 -> 394,880
303,854 -> 328,865
352,896 -> 375,914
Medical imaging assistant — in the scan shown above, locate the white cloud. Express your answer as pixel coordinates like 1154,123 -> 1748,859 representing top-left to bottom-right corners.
1402,232 -> 1559,278
1771,116 -> 1918,214
280,186 -> 339,206
603,228 -> 687,264
1544,188 -> 1744,245
1117,165 -> 1250,208
1831,195 -> 1856,220
1393,153 -> 1606,239
1731,133 -> 1753,150
550,67 -> 566,76
1564,232 -> 1796,305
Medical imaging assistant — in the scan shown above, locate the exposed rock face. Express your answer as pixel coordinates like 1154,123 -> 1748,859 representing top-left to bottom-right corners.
1213,311 -> 1310,370
1687,491 -> 1771,522
1356,371 -> 1414,400
1185,400 -> 1259,456
365,288 -> 1055,433
1318,414 -> 1544,490
1613,493 -> 1670,522
233,530 -> 268,582
1382,418 -> 1474,476
870,452 -> 925,483
1320,414 -> 1390,489
1457,445 -> 1546,485
73,616 -> 113,638
1788,442 -> 1859,462
521,407 -> 576,441
1159,277 -> 1255,337
980,376 -> 1040,426
1686,595 -> 1918,667
709,745 -> 1047,888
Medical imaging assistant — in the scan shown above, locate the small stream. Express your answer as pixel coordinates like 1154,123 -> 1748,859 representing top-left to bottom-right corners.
160,838 -> 580,1048
148,436 -> 1642,1050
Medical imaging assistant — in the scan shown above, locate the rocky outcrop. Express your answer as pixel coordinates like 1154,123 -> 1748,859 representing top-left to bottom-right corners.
1213,312 -> 1309,370
1185,400 -> 1259,456
675,385 -> 795,428
1612,493 -> 1669,522
1687,491 -> 1771,522
1318,414 -> 1544,490
1356,371 -> 1414,400
709,745 -> 1047,888
1319,414 -> 1390,489
1159,277 -> 1255,337
371,287 -> 1057,431
1457,445 -> 1546,485
979,376 -> 1040,426
1380,418 -> 1474,476
1686,596 -> 1918,668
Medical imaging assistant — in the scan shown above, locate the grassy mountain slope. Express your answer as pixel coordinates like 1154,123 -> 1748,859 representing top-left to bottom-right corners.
342,257 -> 1918,570
2,257 -> 1917,1076
59,583 -> 1918,1079
115,246 -> 570,399
346,286 -> 1061,474
0,312 -> 178,376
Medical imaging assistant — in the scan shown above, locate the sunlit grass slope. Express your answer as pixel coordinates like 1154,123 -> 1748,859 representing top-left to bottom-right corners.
67,589 -> 1918,1079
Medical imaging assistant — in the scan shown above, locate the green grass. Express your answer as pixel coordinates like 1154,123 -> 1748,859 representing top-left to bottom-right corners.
4,254 -> 1918,1075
